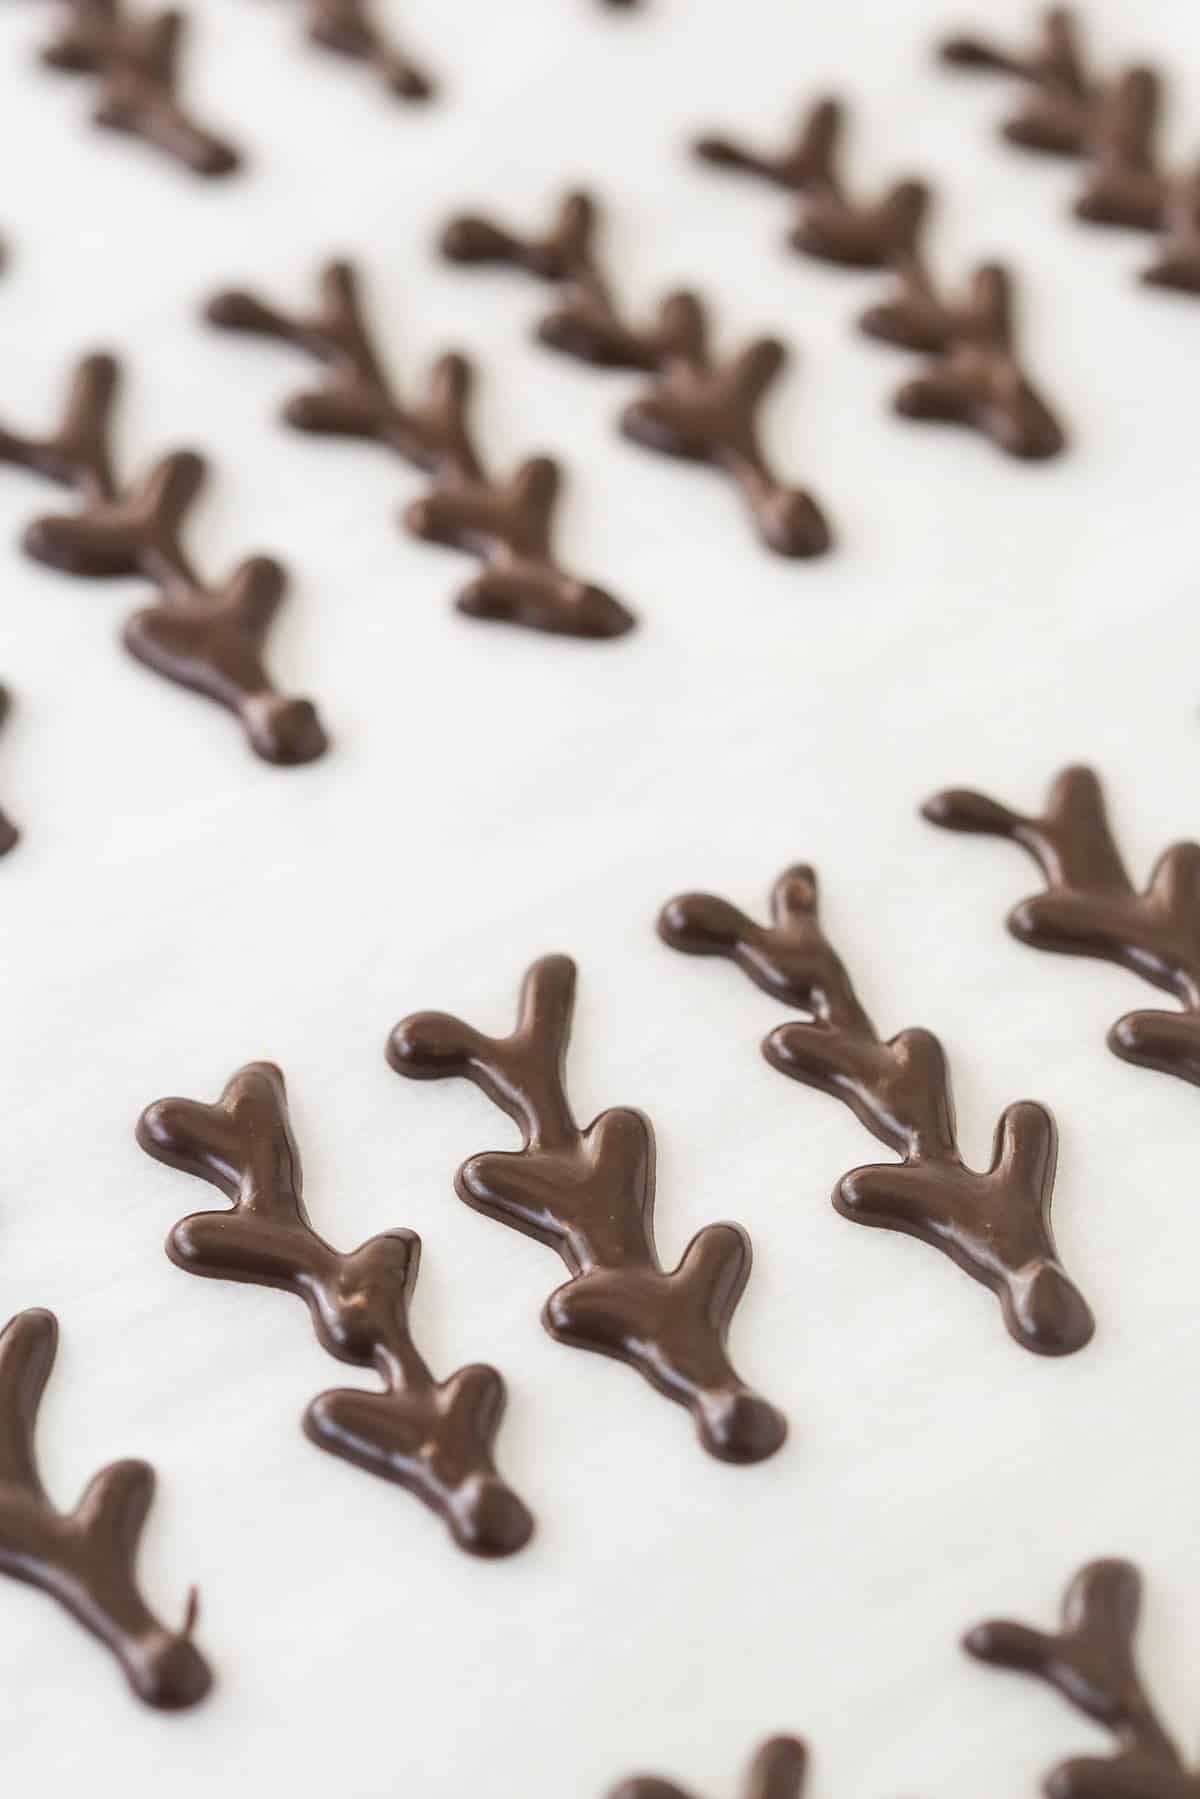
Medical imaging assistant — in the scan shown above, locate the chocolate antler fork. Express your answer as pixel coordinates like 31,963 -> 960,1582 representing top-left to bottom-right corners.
297,0 -> 433,101
658,865 -> 1093,1356
388,955 -> 787,1463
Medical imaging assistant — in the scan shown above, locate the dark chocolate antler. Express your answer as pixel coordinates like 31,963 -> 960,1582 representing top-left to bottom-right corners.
658,865 -> 1093,1356
137,1061 -> 533,1556
0,1308 -> 211,1709
923,767 -> 1200,1087
206,260 -> 633,637
40,0 -> 239,176
611,1737 -> 809,1799
440,191 -> 832,557
298,0 -> 433,101
965,1560 -> 1199,1797
388,955 -> 787,1463
0,354 -> 327,764
939,7 -> 1099,156
0,687 -> 18,858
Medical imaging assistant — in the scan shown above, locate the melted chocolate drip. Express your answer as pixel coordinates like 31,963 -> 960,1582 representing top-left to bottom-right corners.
965,1560 -> 1199,1796
611,1738 -> 808,1799
924,766 -> 1200,1086
388,955 -> 787,1464
137,1061 -> 533,1557
0,1308 -> 211,1709
40,0 -> 239,177
0,354 -> 326,765
206,261 -> 633,638
440,192 -> 832,556
692,100 -> 1063,459
658,865 -> 1093,1356
298,0 -> 433,101
0,687 -> 18,858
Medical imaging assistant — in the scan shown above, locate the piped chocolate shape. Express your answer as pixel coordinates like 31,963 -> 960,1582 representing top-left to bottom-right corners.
206,261 -> 632,637
0,354 -> 327,765
965,1560 -> 1200,1796
388,955 -> 786,1464
40,0 -> 239,176
0,687 -> 18,858
611,1738 -> 808,1799
0,1308 -> 211,1709
440,192 -> 832,557
657,866 -> 1092,1356
923,766 -> 1200,1087
137,1061 -> 532,1557
298,0 -> 433,100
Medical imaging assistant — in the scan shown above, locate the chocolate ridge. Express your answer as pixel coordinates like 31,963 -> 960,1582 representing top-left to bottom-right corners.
0,1308 -> 211,1709
0,687 -> 18,857
300,0 -> 433,100
387,955 -> 787,1464
439,191 -> 833,556
923,766 -> 1200,1086
137,1061 -> 533,1557
657,865 -> 1093,1356
0,353 -> 327,765
610,1738 -> 808,1799
205,261 -> 633,638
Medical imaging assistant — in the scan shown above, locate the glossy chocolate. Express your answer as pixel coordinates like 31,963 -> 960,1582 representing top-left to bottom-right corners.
924,766 -> 1200,1086
966,1560 -> 1198,1796
658,866 -> 1093,1356
388,955 -> 787,1464
137,1061 -> 532,1556
0,687 -> 17,858
41,0 -> 239,177
0,354 -> 326,765
207,261 -> 633,637
440,192 -> 832,557
0,1308 -> 211,1709
611,1738 -> 808,1799
299,0 -> 432,101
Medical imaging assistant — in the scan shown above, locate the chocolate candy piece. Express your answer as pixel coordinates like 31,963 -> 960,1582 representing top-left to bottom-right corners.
299,0 -> 433,101
0,355 -> 327,765
939,7 -> 1100,156
923,766 -> 1200,1086
440,192 -> 832,557
611,1739 -> 808,1799
0,1308 -> 211,1709
206,262 -> 633,638
966,1561 -> 1196,1794
40,1 -> 239,177
388,955 -> 787,1464
658,865 -> 1093,1356
138,1062 -> 532,1557
0,688 -> 17,858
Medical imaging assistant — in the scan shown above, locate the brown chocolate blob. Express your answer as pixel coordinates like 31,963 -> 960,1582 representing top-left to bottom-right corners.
658,866 -> 1093,1356
40,0 -> 239,177
299,0 -> 433,99
0,687 -> 18,858
923,766 -> 1200,1087
440,192 -> 832,557
965,1560 -> 1199,1795
610,1738 -> 808,1799
137,1062 -> 532,1557
0,1308 -> 211,1709
206,262 -> 633,638
388,955 -> 787,1464
0,354 -> 327,765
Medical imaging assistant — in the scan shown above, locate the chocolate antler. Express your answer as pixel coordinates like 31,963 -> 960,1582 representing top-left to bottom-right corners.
611,1737 -> 808,1799
657,865 -> 1093,1356
939,7 -> 1098,155
388,955 -> 787,1463
299,0 -> 432,100
923,767 -> 1200,1087
0,1308 -> 211,1709
0,354 -> 327,764
440,191 -> 832,557
965,1560 -> 1198,1796
206,260 -> 633,637
0,687 -> 18,858
40,0 -> 239,176
137,1061 -> 532,1556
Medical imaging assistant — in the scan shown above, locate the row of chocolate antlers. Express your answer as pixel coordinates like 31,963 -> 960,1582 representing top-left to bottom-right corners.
938,6 -> 1200,297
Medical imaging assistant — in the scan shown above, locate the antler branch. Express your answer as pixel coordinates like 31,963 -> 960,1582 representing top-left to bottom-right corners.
440,190 -> 833,557
610,1737 -> 809,1799
0,1308 -> 211,1708
137,1061 -> 532,1557
388,955 -> 787,1464
923,766 -> 1200,1086
301,0 -> 433,101
207,260 -> 634,637
0,354 -> 327,764
965,1560 -> 1195,1796
658,864 -> 1093,1355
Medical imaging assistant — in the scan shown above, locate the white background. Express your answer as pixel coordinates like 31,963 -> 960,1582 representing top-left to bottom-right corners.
2,0 -> 1200,1791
